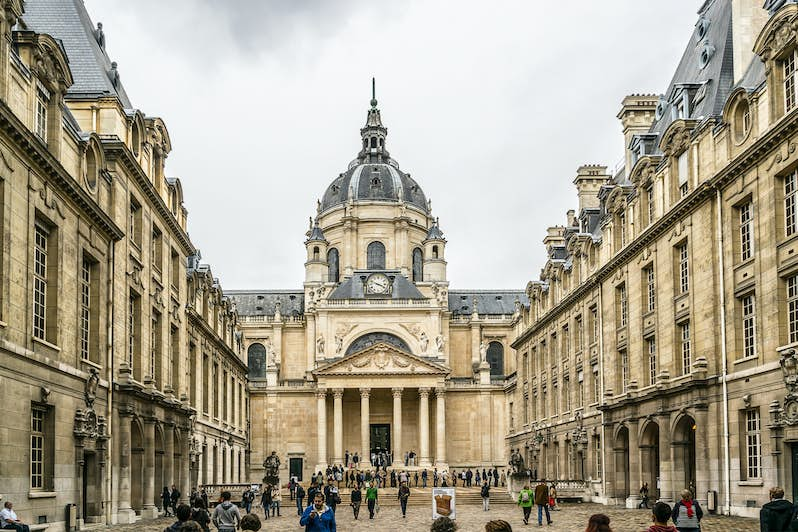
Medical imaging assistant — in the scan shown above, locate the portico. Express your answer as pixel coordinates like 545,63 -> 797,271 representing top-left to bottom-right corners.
312,342 -> 448,471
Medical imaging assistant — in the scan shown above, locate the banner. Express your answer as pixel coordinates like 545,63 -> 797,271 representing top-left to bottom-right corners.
432,487 -> 456,520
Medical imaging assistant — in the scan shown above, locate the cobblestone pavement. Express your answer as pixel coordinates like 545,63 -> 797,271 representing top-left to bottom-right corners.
108,502 -> 758,532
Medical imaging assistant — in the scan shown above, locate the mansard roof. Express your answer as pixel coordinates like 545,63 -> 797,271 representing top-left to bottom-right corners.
328,270 -> 424,300
448,290 -> 528,316
226,290 -> 305,317
22,0 -> 132,107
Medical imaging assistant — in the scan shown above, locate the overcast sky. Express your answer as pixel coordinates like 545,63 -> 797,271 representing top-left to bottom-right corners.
83,0 -> 701,291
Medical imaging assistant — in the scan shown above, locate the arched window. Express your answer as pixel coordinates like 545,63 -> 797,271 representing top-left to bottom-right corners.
432,245 -> 439,259
412,248 -> 424,282
247,343 -> 267,378
487,341 -> 504,376
367,241 -> 385,270
327,248 -> 340,283
313,246 -> 320,261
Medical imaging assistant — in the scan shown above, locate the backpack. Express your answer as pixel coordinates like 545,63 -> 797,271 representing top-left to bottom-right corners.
296,486 -> 305,498
521,491 -> 530,503
481,486 -> 489,498
190,508 -> 209,525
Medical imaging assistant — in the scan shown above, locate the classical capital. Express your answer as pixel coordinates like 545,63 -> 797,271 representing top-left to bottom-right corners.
332,388 -> 344,399
315,388 -> 328,399
359,387 -> 371,398
435,387 -> 446,397
418,387 -> 431,397
392,387 -> 403,398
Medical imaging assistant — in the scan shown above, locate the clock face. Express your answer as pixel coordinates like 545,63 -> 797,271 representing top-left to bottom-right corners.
366,273 -> 390,295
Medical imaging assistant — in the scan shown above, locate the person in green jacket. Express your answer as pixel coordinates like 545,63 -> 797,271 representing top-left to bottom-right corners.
517,484 -> 535,525
365,483 -> 379,520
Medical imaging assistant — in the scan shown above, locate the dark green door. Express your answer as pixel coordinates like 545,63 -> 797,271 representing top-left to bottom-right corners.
792,445 -> 798,502
290,457 -> 303,481
370,424 -> 391,455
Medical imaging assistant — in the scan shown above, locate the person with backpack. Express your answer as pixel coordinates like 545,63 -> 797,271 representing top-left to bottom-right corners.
534,479 -> 552,526
295,483 -> 306,516
517,483 -> 534,525
671,489 -> 703,531
211,491 -> 241,532
481,480 -> 491,511
398,481 -> 411,518
189,498 -> 210,532
760,486 -> 798,531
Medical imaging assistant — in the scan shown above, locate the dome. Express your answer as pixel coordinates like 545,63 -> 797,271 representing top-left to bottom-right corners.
319,80 -> 429,214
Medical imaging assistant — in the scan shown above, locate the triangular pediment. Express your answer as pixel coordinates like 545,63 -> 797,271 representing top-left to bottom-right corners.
313,342 -> 449,376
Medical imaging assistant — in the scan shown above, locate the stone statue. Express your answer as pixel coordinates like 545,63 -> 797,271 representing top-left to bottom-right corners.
94,22 -> 105,49
419,332 -> 429,353
509,448 -> 525,473
265,337 -> 276,365
85,368 -> 99,409
435,334 -> 445,354
479,341 -> 488,363
263,451 -> 281,485
109,62 -> 119,88
335,334 -> 344,354
274,299 -> 282,321
316,335 -> 325,356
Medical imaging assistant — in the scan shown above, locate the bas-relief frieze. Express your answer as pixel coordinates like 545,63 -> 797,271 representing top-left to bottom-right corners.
316,342 -> 447,377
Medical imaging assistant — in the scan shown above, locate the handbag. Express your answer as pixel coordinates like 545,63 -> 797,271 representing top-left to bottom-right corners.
375,502 -> 380,513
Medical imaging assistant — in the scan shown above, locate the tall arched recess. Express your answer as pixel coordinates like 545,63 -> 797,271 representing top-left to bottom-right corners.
327,248 -> 340,283
346,332 -> 411,355
412,248 -> 424,282
248,343 -> 267,378
367,241 -> 386,270
487,341 -> 504,376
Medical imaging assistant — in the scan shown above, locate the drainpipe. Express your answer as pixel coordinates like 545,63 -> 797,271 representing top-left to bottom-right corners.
716,186 -> 731,515
598,281 -> 606,501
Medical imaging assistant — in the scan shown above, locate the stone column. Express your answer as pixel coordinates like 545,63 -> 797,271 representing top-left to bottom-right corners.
360,388 -> 370,465
418,387 -> 431,467
306,315 -> 316,380
658,413 -> 673,502
117,412 -> 136,522
164,422 -> 175,490
142,419 -> 158,518
333,388 -> 344,465
392,388 -> 403,466
316,389 -> 328,470
626,420 -> 641,508
180,428 -> 191,503
435,387 -> 447,466
694,407 -> 709,507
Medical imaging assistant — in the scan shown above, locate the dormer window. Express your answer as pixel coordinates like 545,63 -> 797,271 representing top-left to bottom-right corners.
35,84 -> 49,142
785,49 -> 798,112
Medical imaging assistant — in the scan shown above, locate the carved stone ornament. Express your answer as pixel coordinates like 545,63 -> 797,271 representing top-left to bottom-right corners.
777,348 -> 798,425
73,408 -> 106,440
84,367 -> 99,408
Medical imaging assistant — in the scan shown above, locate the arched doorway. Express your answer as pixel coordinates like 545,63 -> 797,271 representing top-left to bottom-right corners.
673,415 -> 697,495
614,425 -> 630,499
131,420 -> 144,514
640,421 -> 660,500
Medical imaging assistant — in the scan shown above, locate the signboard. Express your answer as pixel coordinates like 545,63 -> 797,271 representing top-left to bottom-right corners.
432,487 -> 456,520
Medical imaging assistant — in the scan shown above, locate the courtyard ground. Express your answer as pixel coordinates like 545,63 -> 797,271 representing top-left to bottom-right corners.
108,501 -> 759,532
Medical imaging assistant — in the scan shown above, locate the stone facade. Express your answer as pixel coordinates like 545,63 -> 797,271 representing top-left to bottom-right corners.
506,0 -> 798,518
0,1 -> 245,529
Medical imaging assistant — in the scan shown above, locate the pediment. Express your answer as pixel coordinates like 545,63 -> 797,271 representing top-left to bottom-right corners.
313,342 -> 449,376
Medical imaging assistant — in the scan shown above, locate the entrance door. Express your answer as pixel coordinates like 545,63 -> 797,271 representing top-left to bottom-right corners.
290,457 -> 303,481
792,445 -> 798,503
370,424 -> 391,458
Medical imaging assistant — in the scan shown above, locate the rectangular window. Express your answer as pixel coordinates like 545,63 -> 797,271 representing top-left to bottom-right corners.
786,172 -> 798,237
30,406 -> 44,489
151,311 -> 162,386
678,243 -> 689,294
223,370 -> 229,423
128,291 -> 140,379
594,435 -> 602,478
742,294 -> 757,359
786,49 -> 797,112
509,402 -> 514,428
171,248 -> 180,291
577,370 -> 584,407
619,350 -> 629,393
552,384 -> 559,414
789,276 -> 798,344
129,197 -> 142,247
151,225 -> 162,274
170,325 -> 179,391
592,367 -> 600,404
681,322 -> 692,375
79,257 -> 91,360
619,212 -> 626,247
562,325 -> 569,359
647,337 -> 657,386
645,265 -> 655,313
739,202 -> 753,262
563,376 -> 571,412
213,362 -> 219,418
745,409 -> 762,479
33,224 -> 48,340
590,306 -> 598,344
646,184 -> 655,225
35,87 -> 48,142
678,151 -> 689,197
189,343 -> 196,407
617,284 -> 628,328
202,353 -> 210,415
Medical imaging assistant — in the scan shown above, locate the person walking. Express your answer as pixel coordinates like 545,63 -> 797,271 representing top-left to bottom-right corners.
398,481 -> 411,518
534,480 -> 552,526
161,486 -> 173,517
422,468 -> 428,488
500,470 -> 506,487
518,483 -> 535,525
295,482 -> 306,516
350,485 -> 362,520
260,485 -> 272,520
414,471 -> 420,487
760,486 -> 798,531
548,483 -> 558,512
466,468 -> 473,487
212,491 -> 242,532
200,488 -> 208,509
299,493 -> 336,532
271,484 -> 282,517
365,482 -> 379,519
481,480 -> 491,511
433,468 -> 439,487
493,467 -> 499,488
170,484 -> 180,516
639,482 -> 650,509
671,489 -> 703,532
189,498 -> 211,532
585,513 -> 612,532
451,469 -> 457,487
242,487 -> 253,514
647,501 -> 678,532
475,470 -> 481,486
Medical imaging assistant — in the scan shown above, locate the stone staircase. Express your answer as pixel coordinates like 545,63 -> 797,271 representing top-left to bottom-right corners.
326,486 -> 517,507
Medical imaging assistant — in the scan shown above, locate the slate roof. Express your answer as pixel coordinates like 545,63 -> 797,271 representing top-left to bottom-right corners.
328,271 -> 424,300
320,162 -> 428,214
226,290 -> 305,317
22,0 -> 132,107
448,290 -> 528,316
648,0 -> 733,140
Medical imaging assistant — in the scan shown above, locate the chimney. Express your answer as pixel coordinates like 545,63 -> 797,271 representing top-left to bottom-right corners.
573,165 -> 610,214
617,94 -> 658,171
731,0 -> 769,84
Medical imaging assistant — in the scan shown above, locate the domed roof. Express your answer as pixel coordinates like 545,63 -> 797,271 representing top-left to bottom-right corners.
319,81 -> 429,214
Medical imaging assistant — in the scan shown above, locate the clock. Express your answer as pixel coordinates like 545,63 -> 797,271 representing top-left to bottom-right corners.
365,273 -> 391,295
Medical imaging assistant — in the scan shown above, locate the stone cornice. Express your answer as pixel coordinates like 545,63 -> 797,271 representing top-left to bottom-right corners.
101,138 -> 195,256
0,100 -> 123,241
513,108 -> 798,349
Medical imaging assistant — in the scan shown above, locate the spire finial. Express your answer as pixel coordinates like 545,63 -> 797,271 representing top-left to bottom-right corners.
370,77 -> 378,108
